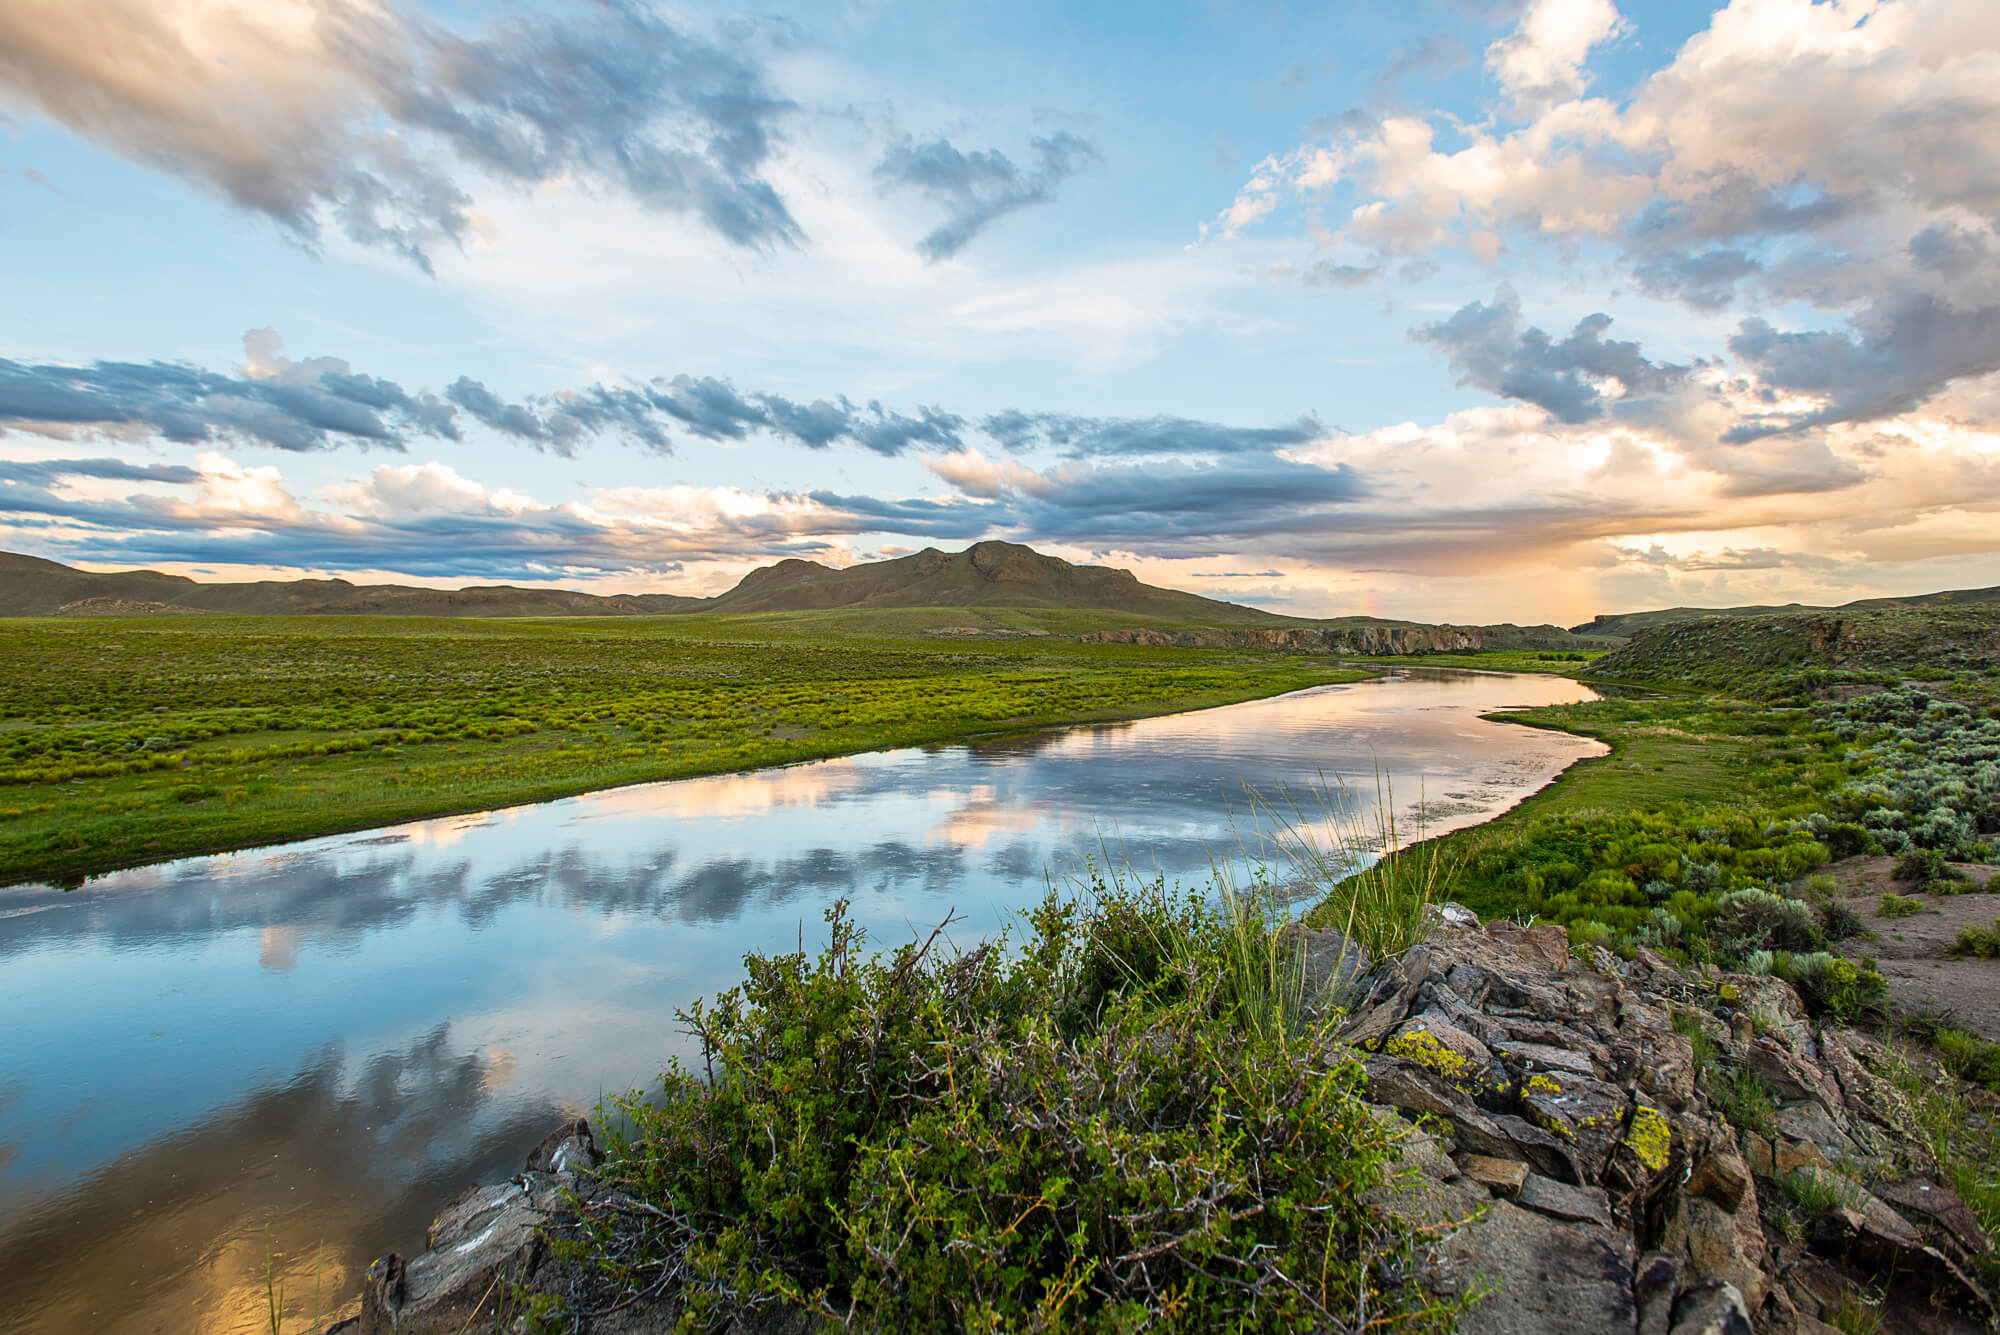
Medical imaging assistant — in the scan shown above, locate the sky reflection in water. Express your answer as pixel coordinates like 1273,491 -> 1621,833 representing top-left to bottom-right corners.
0,670 -> 1601,1333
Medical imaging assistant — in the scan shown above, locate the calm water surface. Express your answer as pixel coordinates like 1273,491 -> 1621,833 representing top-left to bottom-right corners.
0,670 -> 1602,1333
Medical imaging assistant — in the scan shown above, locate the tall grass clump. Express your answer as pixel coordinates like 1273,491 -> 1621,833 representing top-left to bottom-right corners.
568,885 -> 1463,1334
1255,774 -> 1455,963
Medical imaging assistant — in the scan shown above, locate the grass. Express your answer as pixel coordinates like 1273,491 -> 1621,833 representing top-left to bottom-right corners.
1871,1039 -> 2000,1290
0,611 -> 1367,886
1252,775 -> 1453,961
1342,649 -> 1607,677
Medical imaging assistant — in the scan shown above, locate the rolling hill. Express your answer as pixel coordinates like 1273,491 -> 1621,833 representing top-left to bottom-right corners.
1570,584 -> 2000,639
0,552 -> 705,618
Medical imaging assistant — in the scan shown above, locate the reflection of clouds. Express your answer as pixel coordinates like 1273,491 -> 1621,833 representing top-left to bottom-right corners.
0,1027 -> 560,1335
928,795 -> 1050,849
566,758 -> 873,825
258,925 -> 300,971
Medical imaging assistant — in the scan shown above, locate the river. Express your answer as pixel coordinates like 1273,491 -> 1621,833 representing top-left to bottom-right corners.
0,668 -> 1602,1334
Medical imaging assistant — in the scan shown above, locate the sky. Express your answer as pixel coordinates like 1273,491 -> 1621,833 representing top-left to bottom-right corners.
3,0 -> 1999,626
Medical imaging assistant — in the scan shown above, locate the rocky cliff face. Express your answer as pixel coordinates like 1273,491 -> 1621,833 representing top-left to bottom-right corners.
1078,625 -> 1487,653
332,912 -> 1997,1334
1331,914 -> 1994,1334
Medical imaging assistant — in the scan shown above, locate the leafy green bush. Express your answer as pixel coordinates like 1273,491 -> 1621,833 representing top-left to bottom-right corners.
1951,920 -> 2000,960
585,888 -> 1461,1334
1709,888 -> 1824,959
1766,951 -> 1888,1022
1879,893 -> 1921,919
1896,848 -> 1959,885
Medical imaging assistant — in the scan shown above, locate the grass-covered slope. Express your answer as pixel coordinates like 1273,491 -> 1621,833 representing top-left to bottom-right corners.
1582,604 -> 2000,698
1571,583 -> 2000,638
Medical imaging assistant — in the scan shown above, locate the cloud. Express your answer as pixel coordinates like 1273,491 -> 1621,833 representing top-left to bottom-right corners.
1726,297 -> 2000,439
1630,248 -> 1761,312
0,0 -> 802,268
875,131 -> 1100,260
1414,286 -> 1684,423
0,331 -> 462,453
1484,0 -> 1626,113
979,411 -> 1328,457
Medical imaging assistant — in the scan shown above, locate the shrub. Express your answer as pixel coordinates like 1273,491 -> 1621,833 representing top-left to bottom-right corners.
1709,888 -> 1824,959
1769,951 -> 1889,1023
1878,893 -> 1921,919
1894,847 -> 1954,884
1817,898 -> 1864,941
586,891 -> 1463,1334
1951,920 -> 2000,960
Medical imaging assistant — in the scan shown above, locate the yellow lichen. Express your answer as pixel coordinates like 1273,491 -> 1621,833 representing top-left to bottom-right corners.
1525,1073 -> 1563,1096
1625,1104 -> 1672,1173
1717,982 -> 1740,1002
1382,1027 -> 1474,1080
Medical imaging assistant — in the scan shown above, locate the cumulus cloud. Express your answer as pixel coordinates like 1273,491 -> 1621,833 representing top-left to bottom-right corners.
1484,0 -> 1626,112
1206,0 -> 2000,447
1414,286 -> 1685,423
876,131 -> 1100,260
0,0 -> 802,268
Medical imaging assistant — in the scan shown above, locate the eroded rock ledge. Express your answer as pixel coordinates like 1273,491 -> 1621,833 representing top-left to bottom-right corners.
334,912 -> 1998,1334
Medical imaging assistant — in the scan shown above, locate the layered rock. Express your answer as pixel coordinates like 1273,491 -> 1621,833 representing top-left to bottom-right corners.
1331,914 -> 1997,1334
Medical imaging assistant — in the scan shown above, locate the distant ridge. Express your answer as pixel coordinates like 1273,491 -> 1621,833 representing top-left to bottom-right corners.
0,543 -> 1278,622
1571,584 -> 2000,638
699,541 -> 1284,622
0,551 -> 704,618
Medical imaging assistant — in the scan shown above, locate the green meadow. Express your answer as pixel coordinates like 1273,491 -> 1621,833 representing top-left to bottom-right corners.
0,610 -> 1366,886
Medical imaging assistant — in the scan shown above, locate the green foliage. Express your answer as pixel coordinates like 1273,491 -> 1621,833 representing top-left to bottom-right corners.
0,616 -> 1362,884
1710,1065 -> 1778,1137
1763,951 -> 1888,1023
1950,920 -> 2000,959
1878,893 -> 1921,918
591,886 -> 1461,1334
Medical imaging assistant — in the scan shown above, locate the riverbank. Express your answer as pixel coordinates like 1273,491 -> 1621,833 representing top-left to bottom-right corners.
0,612 -> 1374,887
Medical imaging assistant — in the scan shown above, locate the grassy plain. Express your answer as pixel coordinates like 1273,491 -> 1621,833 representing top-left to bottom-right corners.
0,610 -> 1366,886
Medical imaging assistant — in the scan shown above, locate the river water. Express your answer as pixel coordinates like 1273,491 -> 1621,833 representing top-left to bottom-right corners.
0,669 -> 1601,1333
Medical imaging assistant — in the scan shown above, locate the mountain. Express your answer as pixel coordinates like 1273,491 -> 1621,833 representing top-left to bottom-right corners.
1571,584 -> 2000,639
0,543 -> 1277,621
697,541 -> 1285,622
0,552 -> 704,618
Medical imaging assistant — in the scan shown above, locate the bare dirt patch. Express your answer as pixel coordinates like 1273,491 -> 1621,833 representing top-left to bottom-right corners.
1826,855 -> 2000,1040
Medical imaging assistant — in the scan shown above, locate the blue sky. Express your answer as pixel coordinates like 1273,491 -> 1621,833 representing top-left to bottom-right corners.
4,0 -> 1999,623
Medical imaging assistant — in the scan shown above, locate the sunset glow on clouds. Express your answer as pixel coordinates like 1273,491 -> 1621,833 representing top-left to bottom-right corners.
4,0 -> 2000,623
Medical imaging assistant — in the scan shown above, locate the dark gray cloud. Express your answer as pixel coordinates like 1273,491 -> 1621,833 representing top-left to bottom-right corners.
1725,295 -> 2000,440
981,411 -> 1326,457
0,456 -> 201,488
3,336 -> 1339,466
876,131 -> 1100,260
1631,248 -> 1760,312
813,452 -> 1369,554
1414,286 -> 1685,423
0,1 -> 801,270
0,350 -> 459,453
1908,223 -> 1998,280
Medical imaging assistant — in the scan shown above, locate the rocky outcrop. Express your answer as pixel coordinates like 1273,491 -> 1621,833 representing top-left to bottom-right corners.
1329,914 -> 1997,1334
328,1120 -> 605,1335
1079,625 -> 1488,653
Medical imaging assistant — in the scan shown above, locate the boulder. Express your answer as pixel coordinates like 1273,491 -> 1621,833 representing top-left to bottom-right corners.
1434,1199 -> 1637,1335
